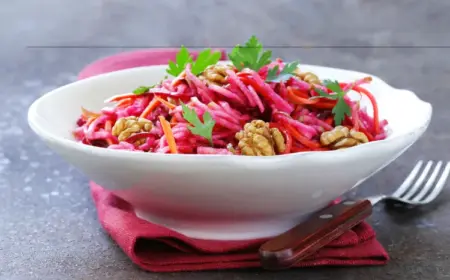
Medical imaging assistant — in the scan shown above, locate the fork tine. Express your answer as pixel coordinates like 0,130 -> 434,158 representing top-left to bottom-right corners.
402,161 -> 433,200
421,161 -> 450,204
392,160 -> 423,197
412,161 -> 443,202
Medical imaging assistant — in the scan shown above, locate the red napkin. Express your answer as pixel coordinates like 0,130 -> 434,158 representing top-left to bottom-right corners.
80,50 -> 389,272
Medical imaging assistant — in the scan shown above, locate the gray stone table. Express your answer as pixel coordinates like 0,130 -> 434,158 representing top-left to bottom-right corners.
1,0 -> 450,279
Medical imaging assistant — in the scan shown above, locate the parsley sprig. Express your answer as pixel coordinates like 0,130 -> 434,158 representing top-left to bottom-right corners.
228,35 -> 272,71
266,61 -> 300,82
166,46 -> 221,77
315,80 -> 353,126
133,85 -> 156,95
181,103 -> 216,145
167,46 -> 192,77
132,75 -> 168,95
191,49 -> 222,75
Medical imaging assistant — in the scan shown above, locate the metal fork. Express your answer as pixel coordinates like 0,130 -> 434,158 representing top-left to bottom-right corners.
259,160 -> 450,270
369,160 -> 450,206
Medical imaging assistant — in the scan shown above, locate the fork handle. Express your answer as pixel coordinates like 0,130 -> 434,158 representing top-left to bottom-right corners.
259,199 -> 372,270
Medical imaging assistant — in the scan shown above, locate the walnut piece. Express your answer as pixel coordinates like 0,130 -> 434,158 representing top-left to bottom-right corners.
112,116 -> 153,145
320,126 -> 369,150
235,120 -> 286,156
199,64 -> 235,86
270,127 -> 286,154
294,69 -> 321,86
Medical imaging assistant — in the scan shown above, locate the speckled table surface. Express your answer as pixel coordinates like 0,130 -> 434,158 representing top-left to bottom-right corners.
2,0 -> 450,279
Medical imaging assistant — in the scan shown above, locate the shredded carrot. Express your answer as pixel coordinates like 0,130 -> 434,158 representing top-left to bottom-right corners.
155,96 -> 176,110
140,98 -> 161,119
284,123 -> 322,149
288,87 -> 311,99
352,85 -> 380,135
287,87 -> 319,105
309,101 -> 336,110
287,87 -> 337,109
339,82 -> 380,135
105,93 -> 139,103
86,116 -> 97,126
159,116 -> 178,154
81,107 -> 101,119
115,98 -> 134,108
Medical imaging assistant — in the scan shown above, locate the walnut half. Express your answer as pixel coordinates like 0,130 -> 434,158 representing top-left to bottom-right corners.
293,68 -> 321,86
320,126 -> 369,150
199,64 -> 235,86
235,120 -> 286,156
112,116 -> 153,145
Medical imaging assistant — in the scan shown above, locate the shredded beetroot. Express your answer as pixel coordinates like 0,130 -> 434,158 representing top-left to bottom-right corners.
197,147 -> 233,155
74,59 -> 388,155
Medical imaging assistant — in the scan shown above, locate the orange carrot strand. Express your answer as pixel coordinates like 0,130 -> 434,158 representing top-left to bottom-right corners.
140,98 -> 161,119
352,86 -> 380,135
86,116 -> 97,126
81,107 -> 101,119
284,124 -> 322,149
287,87 -> 320,105
115,98 -> 134,108
309,102 -> 336,110
155,96 -> 176,110
105,93 -> 138,103
159,116 -> 178,154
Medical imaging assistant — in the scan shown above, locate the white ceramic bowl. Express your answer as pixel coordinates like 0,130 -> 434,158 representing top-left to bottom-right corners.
28,64 -> 432,240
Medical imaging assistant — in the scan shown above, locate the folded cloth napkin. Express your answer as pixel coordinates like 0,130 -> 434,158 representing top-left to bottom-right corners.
90,183 -> 388,272
80,49 -> 389,272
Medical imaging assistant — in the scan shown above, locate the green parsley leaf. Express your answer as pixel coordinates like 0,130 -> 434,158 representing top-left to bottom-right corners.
266,65 -> 279,81
266,61 -> 300,82
318,79 -> 355,126
323,79 -> 344,94
332,98 -> 352,126
191,49 -> 222,75
228,35 -> 272,71
133,85 -> 155,95
181,103 -> 216,145
166,46 -> 221,77
166,46 -> 193,76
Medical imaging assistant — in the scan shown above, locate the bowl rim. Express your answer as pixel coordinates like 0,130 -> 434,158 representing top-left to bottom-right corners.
27,63 -> 433,162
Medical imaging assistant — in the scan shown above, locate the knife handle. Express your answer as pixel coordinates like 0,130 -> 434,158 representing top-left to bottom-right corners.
259,199 -> 372,270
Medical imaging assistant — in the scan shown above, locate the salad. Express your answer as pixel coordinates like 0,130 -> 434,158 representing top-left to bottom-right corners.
73,36 -> 388,156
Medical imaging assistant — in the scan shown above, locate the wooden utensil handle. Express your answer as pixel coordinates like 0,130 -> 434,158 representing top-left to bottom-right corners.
259,199 -> 372,270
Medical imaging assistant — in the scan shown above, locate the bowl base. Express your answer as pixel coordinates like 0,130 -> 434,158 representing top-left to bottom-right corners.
134,208 -> 309,241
